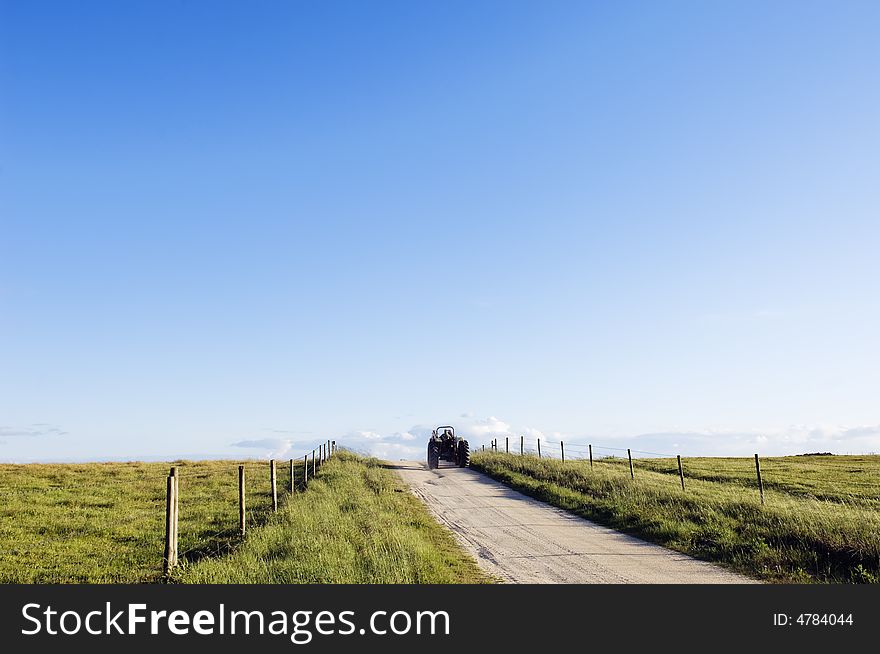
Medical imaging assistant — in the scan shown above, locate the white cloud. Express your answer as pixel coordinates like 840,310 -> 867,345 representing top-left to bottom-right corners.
0,424 -> 67,438
356,440 -> 424,461
461,416 -> 512,438
351,430 -> 385,440
309,417 -> 513,462
229,420 -> 880,463
231,438 -> 296,458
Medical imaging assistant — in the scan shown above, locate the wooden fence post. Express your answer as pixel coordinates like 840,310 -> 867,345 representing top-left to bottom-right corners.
520,435 -> 523,455
561,441 -> 565,462
505,437 -> 509,453
163,473 -> 176,577
537,438 -> 541,458
303,454 -> 308,487
754,453 -> 765,505
677,455 -> 685,491
289,458 -> 295,493
589,444 -> 593,468
628,449 -> 634,479
312,449 -> 316,478
170,466 -> 179,568
270,459 -> 278,512
238,465 -> 246,536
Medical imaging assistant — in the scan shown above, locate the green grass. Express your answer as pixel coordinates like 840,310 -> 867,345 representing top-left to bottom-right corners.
0,458 -> 280,582
0,452 -> 490,584
470,451 -> 880,583
177,453 -> 491,583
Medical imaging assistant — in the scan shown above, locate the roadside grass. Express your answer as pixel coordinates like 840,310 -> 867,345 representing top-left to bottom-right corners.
177,452 -> 492,583
1,452 -> 489,584
470,451 -> 880,583
0,459 -> 277,583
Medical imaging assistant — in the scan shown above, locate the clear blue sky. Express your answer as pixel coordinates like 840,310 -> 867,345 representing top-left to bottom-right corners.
2,1 -> 879,462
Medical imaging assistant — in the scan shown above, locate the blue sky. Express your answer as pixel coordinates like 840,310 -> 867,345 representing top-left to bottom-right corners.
1,1 -> 879,462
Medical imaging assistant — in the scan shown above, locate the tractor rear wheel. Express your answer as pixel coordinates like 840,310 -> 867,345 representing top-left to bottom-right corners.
427,442 -> 440,470
457,440 -> 470,467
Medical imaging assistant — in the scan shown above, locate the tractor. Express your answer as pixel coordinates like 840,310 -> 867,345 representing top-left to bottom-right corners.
427,425 -> 470,470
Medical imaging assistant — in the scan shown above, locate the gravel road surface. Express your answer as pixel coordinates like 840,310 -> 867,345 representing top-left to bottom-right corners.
391,460 -> 754,584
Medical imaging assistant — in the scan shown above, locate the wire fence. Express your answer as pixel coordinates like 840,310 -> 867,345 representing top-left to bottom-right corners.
162,440 -> 338,575
0,440 -> 339,580
480,436 -> 880,507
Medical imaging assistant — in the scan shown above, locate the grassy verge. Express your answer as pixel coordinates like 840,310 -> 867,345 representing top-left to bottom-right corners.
470,451 -> 880,583
177,452 -> 491,583
1,452 -> 489,584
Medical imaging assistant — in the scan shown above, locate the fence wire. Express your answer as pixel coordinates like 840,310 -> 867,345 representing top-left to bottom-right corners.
0,444 -> 338,581
480,436 -> 880,506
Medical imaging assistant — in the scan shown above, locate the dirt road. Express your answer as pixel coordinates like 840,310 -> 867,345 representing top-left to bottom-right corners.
391,461 -> 753,584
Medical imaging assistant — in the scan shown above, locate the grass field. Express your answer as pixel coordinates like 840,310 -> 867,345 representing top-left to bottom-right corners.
0,451 -> 489,584
0,458 -> 282,583
470,451 -> 880,583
